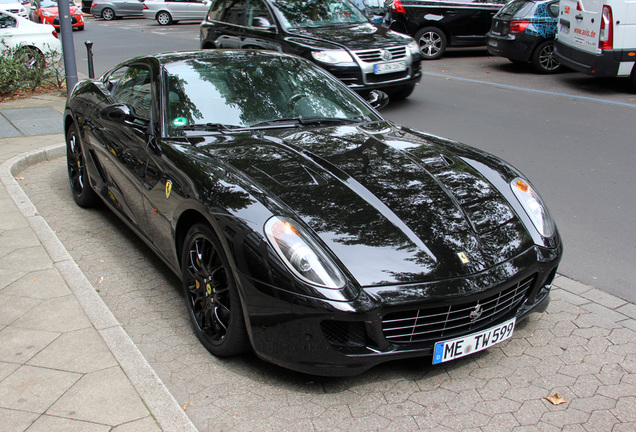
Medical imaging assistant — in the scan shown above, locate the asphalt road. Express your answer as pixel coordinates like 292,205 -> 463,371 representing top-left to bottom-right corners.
68,17 -> 636,303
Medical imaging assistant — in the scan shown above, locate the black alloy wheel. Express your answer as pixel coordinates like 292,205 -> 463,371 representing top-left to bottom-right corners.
415,26 -> 447,60
532,40 -> 561,74
66,124 -> 98,208
181,223 -> 249,356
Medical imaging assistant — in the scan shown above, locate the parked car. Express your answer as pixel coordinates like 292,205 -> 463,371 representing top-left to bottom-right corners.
29,0 -> 84,30
0,0 -> 28,18
486,0 -> 561,73
142,0 -> 209,25
63,49 -> 561,376
389,0 -> 506,60
91,0 -> 144,20
0,9 -> 61,67
555,0 -> 636,90
200,0 -> 421,99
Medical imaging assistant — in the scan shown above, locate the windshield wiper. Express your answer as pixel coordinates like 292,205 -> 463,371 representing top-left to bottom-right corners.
177,123 -> 243,132
250,117 -> 365,128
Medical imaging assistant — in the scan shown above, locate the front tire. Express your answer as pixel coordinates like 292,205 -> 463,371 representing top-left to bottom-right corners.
415,26 -> 447,60
181,223 -> 249,357
156,11 -> 172,25
531,40 -> 561,74
66,124 -> 98,208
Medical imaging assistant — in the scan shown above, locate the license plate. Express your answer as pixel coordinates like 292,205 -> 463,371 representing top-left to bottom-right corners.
374,61 -> 406,75
433,317 -> 516,364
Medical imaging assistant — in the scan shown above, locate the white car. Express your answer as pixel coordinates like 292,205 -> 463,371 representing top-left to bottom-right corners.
0,9 -> 61,67
0,0 -> 28,18
142,0 -> 209,26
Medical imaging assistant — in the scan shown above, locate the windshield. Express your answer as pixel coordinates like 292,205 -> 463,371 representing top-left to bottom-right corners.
270,0 -> 367,28
163,53 -> 378,136
39,0 -> 59,7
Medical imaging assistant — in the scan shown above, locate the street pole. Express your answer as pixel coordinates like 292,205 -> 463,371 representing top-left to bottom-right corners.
57,0 -> 78,95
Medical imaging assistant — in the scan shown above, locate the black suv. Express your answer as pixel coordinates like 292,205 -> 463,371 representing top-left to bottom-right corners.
200,0 -> 422,98
389,0 -> 506,60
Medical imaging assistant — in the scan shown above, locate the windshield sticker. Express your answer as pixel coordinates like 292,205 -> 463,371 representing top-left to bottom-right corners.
173,117 -> 187,127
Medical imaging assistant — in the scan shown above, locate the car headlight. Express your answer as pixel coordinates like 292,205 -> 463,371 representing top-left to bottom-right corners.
311,50 -> 355,65
41,10 -> 55,16
265,216 -> 345,289
511,178 -> 555,238
407,39 -> 419,56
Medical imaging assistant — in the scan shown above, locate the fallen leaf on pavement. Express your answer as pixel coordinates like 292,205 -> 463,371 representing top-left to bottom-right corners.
546,393 -> 567,405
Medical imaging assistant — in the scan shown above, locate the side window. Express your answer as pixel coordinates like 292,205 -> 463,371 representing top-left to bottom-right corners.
112,65 -> 153,119
208,0 -> 246,24
246,0 -> 274,28
0,12 -> 18,29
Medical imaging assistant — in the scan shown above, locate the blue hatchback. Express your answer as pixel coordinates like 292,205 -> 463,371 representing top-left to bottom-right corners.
486,0 -> 561,73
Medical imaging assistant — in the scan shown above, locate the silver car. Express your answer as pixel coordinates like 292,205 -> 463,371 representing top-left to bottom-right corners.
91,0 -> 144,20
142,0 -> 209,25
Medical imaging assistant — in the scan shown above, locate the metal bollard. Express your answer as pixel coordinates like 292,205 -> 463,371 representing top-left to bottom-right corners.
85,41 -> 95,79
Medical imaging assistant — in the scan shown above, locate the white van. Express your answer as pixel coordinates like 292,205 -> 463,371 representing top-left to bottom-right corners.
554,0 -> 636,88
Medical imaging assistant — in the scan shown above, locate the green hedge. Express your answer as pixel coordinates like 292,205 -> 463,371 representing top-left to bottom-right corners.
0,45 -> 65,97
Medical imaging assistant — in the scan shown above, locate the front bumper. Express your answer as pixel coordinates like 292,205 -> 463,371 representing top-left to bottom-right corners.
317,48 -> 422,93
236,244 -> 561,376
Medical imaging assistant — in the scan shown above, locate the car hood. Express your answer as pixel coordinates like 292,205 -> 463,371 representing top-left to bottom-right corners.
286,22 -> 412,50
194,122 -> 535,287
41,5 -> 80,14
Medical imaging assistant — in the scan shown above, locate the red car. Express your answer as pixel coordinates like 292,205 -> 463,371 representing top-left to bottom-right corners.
29,0 -> 84,30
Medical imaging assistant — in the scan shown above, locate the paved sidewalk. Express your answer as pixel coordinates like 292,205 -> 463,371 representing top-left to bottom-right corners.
1,95 -> 635,432
0,95 -> 196,432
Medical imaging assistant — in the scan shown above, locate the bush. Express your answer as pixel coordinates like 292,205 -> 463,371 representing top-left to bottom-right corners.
0,45 -> 65,98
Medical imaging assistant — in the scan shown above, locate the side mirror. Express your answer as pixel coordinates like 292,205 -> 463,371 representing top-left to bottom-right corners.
252,16 -> 274,30
100,103 -> 149,130
366,90 -> 389,110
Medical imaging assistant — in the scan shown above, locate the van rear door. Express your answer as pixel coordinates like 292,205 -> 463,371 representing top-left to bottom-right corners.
558,0 -> 603,54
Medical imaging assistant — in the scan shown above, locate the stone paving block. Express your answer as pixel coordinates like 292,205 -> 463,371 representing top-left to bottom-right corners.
25,415 -> 111,432
0,294 -> 40,326
1,268 -> 71,300
513,399 -> 550,426
48,366 -> 152,426
0,227 -> 40,258
0,326 -> 59,363
582,409 -> 620,432
550,289 -> 591,306
581,302 -> 631,323
553,277 -> 592,295
11,294 -> 91,333
0,107 -> 63,136
0,406 -> 39,432
0,365 -> 80,413
111,416 -> 162,432
540,407 -> 590,428
612,423 -> 636,432
580,288 -> 627,309
0,245 -> 52,275
616,303 -> 636,320
485,412 -> 521,432
27,327 -> 119,374
0,361 -> 19,382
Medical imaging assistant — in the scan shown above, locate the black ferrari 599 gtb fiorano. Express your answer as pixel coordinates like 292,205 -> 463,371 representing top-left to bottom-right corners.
64,50 -> 561,376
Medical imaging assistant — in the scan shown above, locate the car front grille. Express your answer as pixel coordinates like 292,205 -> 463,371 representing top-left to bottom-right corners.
354,46 -> 407,63
381,275 -> 535,344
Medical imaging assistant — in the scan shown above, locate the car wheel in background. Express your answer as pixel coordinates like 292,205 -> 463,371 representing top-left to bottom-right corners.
101,7 -> 115,20
15,46 -> 44,69
66,124 -> 99,208
531,40 -> 561,74
415,26 -> 447,60
181,223 -> 249,357
156,11 -> 172,25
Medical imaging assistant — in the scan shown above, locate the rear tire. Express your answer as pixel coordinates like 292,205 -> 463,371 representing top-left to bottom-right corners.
531,40 -> 561,74
156,11 -> 172,25
66,124 -> 98,208
414,26 -> 447,60
101,7 -> 115,20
